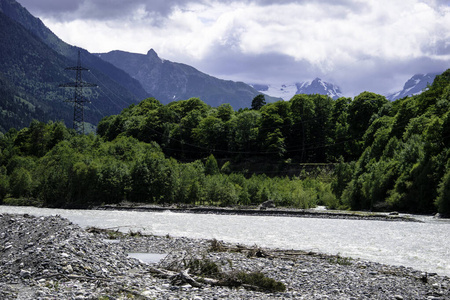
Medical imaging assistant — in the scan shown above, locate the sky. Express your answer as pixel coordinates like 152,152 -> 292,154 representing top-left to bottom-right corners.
17,0 -> 450,97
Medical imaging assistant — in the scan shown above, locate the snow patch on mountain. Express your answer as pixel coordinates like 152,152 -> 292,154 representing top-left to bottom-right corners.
296,78 -> 343,100
249,84 -> 298,100
250,78 -> 343,101
386,73 -> 440,101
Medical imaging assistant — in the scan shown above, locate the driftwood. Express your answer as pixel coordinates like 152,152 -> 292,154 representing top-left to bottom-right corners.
147,266 -> 264,291
148,266 -> 214,287
209,239 -> 323,260
147,266 -> 177,278
142,240 -> 293,292
176,269 -> 203,287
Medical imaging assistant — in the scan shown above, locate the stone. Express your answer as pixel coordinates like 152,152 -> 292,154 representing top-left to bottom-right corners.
259,200 -> 276,209
64,264 -> 73,273
19,269 -> 31,278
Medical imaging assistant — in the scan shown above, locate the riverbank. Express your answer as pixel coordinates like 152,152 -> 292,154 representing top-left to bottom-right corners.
1,213 -> 448,299
98,203 -> 422,222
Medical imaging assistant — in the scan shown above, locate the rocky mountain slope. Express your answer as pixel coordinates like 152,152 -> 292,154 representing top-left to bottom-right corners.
295,78 -> 343,100
96,49 -> 279,109
0,0 -> 149,132
387,73 -> 440,100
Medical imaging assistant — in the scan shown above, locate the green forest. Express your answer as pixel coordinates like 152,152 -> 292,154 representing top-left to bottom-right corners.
1,69 -> 450,216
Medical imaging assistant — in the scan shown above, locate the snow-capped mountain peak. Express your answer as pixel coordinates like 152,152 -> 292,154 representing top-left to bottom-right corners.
296,78 -> 343,100
387,73 -> 439,101
250,78 -> 343,101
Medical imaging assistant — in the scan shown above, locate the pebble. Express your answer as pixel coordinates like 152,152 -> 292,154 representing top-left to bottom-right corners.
1,213 -> 449,300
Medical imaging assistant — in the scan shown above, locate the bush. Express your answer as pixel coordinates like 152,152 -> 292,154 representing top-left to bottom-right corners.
205,154 -> 219,175
187,259 -> 222,278
436,166 -> 450,216
236,271 -> 286,292
205,175 -> 239,206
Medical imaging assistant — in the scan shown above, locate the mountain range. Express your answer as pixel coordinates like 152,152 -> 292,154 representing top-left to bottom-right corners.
252,73 -> 444,102
251,78 -> 343,101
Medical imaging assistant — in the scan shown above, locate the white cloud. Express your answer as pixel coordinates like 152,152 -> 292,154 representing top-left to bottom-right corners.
22,0 -> 450,96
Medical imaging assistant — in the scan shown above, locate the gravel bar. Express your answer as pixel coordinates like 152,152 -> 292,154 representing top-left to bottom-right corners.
0,213 -> 448,299
98,205 -> 420,222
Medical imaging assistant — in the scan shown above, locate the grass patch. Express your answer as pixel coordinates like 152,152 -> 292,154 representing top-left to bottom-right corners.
208,238 -> 226,252
128,230 -> 143,237
328,254 -> 352,265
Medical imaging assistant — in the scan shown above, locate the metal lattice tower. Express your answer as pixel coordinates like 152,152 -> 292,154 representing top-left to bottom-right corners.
59,50 -> 97,134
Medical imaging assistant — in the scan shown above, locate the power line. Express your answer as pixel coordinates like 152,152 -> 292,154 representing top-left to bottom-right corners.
59,50 -> 98,135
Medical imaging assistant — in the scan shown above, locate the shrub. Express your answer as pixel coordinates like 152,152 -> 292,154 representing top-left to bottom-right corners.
187,259 -> 222,278
236,271 -> 286,292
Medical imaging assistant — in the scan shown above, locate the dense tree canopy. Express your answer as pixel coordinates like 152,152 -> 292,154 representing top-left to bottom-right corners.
0,120 -> 335,209
95,93 -> 368,163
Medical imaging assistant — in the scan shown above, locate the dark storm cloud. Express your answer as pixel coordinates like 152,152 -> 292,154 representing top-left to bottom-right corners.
203,52 -> 314,83
18,0 -> 367,21
18,0 -> 196,21
17,0 -> 83,15
200,44 -> 449,96
195,41 -> 325,87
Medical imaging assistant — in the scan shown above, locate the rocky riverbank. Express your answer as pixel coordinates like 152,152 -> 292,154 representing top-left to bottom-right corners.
1,213 -> 449,299
98,204 -> 421,222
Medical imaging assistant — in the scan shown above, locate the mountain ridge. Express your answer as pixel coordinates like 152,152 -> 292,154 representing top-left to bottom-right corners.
386,73 -> 440,101
96,49 -> 280,109
250,78 -> 343,100
0,0 -> 149,101
296,78 -> 343,100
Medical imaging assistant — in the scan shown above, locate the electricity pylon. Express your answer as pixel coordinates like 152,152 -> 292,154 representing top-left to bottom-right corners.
59,50 -> 97,135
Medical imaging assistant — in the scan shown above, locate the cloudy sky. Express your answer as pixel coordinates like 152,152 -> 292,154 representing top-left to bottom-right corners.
17,0 -> 450,97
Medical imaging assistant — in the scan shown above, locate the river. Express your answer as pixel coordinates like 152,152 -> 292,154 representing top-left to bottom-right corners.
1,206 -> 449,277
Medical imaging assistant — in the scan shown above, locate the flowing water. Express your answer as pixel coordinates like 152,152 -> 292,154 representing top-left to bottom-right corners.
1,206 -> 449,277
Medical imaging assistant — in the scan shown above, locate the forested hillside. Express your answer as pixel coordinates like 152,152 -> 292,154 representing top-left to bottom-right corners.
0,10 -> 73,131
0,1 -> 149,133
1,69 -> 450,216
337,69 -> 450,215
